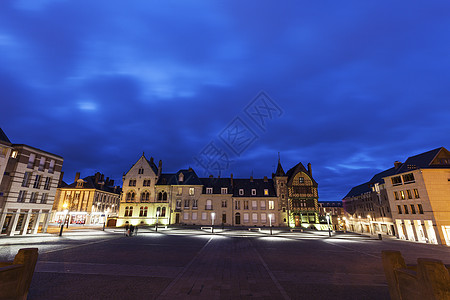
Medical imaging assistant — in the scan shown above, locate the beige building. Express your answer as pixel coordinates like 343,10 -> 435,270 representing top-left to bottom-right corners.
52,172 -> 121,226
117,154 -> 318,228
384,147 -> 450,246
0,128 -> 63,236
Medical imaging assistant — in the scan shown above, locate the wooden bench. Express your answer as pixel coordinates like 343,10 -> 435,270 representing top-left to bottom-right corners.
0,248 -> 39,300
382,250 -> 450,300
248,228 -> 261,232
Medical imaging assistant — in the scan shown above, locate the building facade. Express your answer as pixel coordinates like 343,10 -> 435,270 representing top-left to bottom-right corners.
0,128 -> 63,236
52,172 -> 121,226
117,154 -> 319,228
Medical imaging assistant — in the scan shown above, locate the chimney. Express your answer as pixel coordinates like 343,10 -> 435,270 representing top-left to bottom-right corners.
150,157 -> 154,164
100,174 -> 104,182
106,177 -> 110,185
230,173 -> 233,186
209,174 -> 213,178
394,161 -> 402,169
95,172 -> 100,184
250,176 -> 253,182
158,160 -> 162,177
74,172 -> 80,183
307,163 -> 312,176
58,171 -> 64,186
263,176 -> 268,182
110,179 -> 114,186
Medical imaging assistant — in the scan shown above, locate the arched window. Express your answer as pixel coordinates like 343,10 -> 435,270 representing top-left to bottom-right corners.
141,191 -> 150,202
156,207 -> 161,216
129,206 -> 133,217
131,192 -> 135,201
143,206 -> 148,217
139,206 -> 144,217
162,191 -> 167,201
124,206 -> 129,217
158,192 -> 162,201
235,212 -> 241,225
161,207 -> 166,217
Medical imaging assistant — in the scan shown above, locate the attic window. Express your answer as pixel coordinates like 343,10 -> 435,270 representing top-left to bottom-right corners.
264,189 -> 269,196
239,189 -> 244,195
138,168 -> 144,174
251,189 -> 256,196
206,187 -> 212,194
221,187 -> 227,194
298,177 -> 304,184
179,173 -> 184,182
76,181 -> 84,188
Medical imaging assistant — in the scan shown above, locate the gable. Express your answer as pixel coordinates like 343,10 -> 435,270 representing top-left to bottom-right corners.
125,155 -> 157,178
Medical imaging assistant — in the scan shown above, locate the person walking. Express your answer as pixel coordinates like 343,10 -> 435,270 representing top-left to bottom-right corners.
134,225 -> 138,236
125,224 -> 129,236
130,224 -> 135,237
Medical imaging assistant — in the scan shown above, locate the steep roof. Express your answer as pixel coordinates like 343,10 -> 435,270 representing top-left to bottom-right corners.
274,159 -> 285,176
0,128 -> 11,144
285,162 -> 318,186
343,182 -> 371,198
64,176 -> 121,194
156,169 -> 202,185
369,167 -> 397,184
232,178 -> 277,197
395,147 -> 450,173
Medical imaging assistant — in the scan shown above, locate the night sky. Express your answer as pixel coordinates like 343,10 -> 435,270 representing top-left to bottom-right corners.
1,1 -> 449,202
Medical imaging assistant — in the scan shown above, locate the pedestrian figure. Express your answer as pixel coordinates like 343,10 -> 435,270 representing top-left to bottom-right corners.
125,224 -> 129,236
130,224 -> 135,237
134,225 -> 138,236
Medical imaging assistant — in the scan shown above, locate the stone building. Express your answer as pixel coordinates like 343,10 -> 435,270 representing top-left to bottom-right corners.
52,172 -> 121,226
116,154 -> 319,228
0,128 -> 63,236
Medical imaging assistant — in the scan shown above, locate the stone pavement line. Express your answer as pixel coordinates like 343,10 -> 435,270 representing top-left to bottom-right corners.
321,240 -> 380,259
249,238 -> 291,300
157,236 -> 286,299
39,236 -> 123,255
158,236 -> 213,297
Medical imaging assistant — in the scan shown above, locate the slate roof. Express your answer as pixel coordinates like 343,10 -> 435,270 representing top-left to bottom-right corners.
156,169 -> 202,185
319,201 -> 343,207
343,182 -> 371,198
199,177 -> 232,193
231,178 -> 277,197
145,158 -> 158,174
369,167 -> 397,184
285,162 -> 318,186
394,147 -> 449,174
274,160 -> 285,176
0,128 -> 11,144
65,175 -> 121,194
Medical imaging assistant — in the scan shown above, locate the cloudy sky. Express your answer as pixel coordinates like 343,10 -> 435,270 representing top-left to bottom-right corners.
1,1 -> 449,202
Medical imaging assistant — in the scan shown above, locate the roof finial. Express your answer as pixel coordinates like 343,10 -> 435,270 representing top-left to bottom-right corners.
142,151 -> 145,157
278,152 -> 280,162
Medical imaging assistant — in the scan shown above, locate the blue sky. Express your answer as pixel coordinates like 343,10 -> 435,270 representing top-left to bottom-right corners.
1,1 -> 449,201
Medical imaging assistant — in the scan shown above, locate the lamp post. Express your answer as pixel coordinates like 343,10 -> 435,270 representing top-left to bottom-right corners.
326,213 -> 331,237
211,212 -> 215,234
59,203 -> 68,236
155,210 -> 160,232
269,213 -> 273,235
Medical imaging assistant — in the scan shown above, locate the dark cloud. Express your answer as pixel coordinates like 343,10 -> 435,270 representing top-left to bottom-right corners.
1,1 -> 450,201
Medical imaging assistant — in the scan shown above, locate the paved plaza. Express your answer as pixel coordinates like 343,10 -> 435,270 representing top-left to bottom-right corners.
1,227 -> 450,299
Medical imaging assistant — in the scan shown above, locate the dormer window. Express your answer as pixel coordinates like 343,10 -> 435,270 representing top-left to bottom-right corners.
138,168 -> 144,174
206,187 -> 212,194
298,177 -> 304,184
221,187 -> 227,194
251,189 -> 256,196
179,173 -> 184,182
264,189 -> 269,196
239,189 -> 244,195
76,180 -> 84,188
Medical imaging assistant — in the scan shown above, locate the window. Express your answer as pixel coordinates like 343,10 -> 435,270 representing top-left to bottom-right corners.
126,191 -> 135,202
252,200 -> 257,210
33,175 -> 41,189
243,213 -> 249,223
400,191 -> 405,200
264,189 -> 269,196
206,187 -> 212,194
403,205 -> 409,214
252,213 -> 258,223
48,160 -> 55,173
222,199 -> 227,208
139,206 -> 144,216
177,187 -> 182,195
410,204 -> 416,214
129,179 -> 136,186
201,212 -> 207,220
11,151 -> 18,158
244,200 -> 249,210
27,153 -> 35,169
281,194 -> 285,199
189,187 -> 195,196
143,179 -> 151,186
397,205 -> 402,214
17,191 -> 26,202
124,206 -> 129,217
239,189 -> 244,195
176,199 -> 181,209
394,191 -> 399,200
251,189 -> 256,196
298,177 -> 304,184
138,168 -> 144,174
38,157 -> 45,171
184,199 -> 190,209
260,201 -> 266,210
402,173 -> 415,183
141,191 -> 150,202
269,213 -> 275,223
192,199 -> 198,209
414,189 -> 420,198
205,200 -> 212,210
418,204 -> 424,214
22,172 -> 31,187
129,206 -> 133,216
391,176 -> 402,185
192,212 -> 197,220
40,193 -> 48,204
30,192 -> 38,203
158,191 -> 167,201
235,200 -> 240,210
161,207 -> 166,217
183,212 -> 189,220
44,177 -> 51,190
407,190 -> 412,199
261,213 -> 267,223
221,187 -> 227,194
269,200 -> 274,210
125,206 -> 133,217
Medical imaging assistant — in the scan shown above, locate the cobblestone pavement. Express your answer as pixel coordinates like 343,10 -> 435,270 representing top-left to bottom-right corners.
1,228 -> 449,299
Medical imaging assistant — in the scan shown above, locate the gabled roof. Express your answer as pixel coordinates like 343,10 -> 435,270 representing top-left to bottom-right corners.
343,182 -> 371,198
285,162 -> 317,186
274,159 -> 285,176
64,176 -> 121,194
0,128 -> 11,145
369,167 -> 397,184
125,154 -> 158,176
395,147 -> 450,174
156,169 -> 202,185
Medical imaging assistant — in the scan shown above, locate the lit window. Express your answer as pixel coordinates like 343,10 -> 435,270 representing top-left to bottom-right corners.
269,201 -> 274,210
11,151 -> 18,158
414,189 -> 420,198
400,191 -> 405,200
299,177 -> 304,184
177,187 -> 182,195
264,189 -> 269,196
189,187 -> 195,196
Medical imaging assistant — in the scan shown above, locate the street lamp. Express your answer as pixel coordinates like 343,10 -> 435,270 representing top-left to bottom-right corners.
59,203 -> 68,236
155,210 -> 160,232
211,212 -> 215,233
326,213 -> 331,237
269,213 -> 273,235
